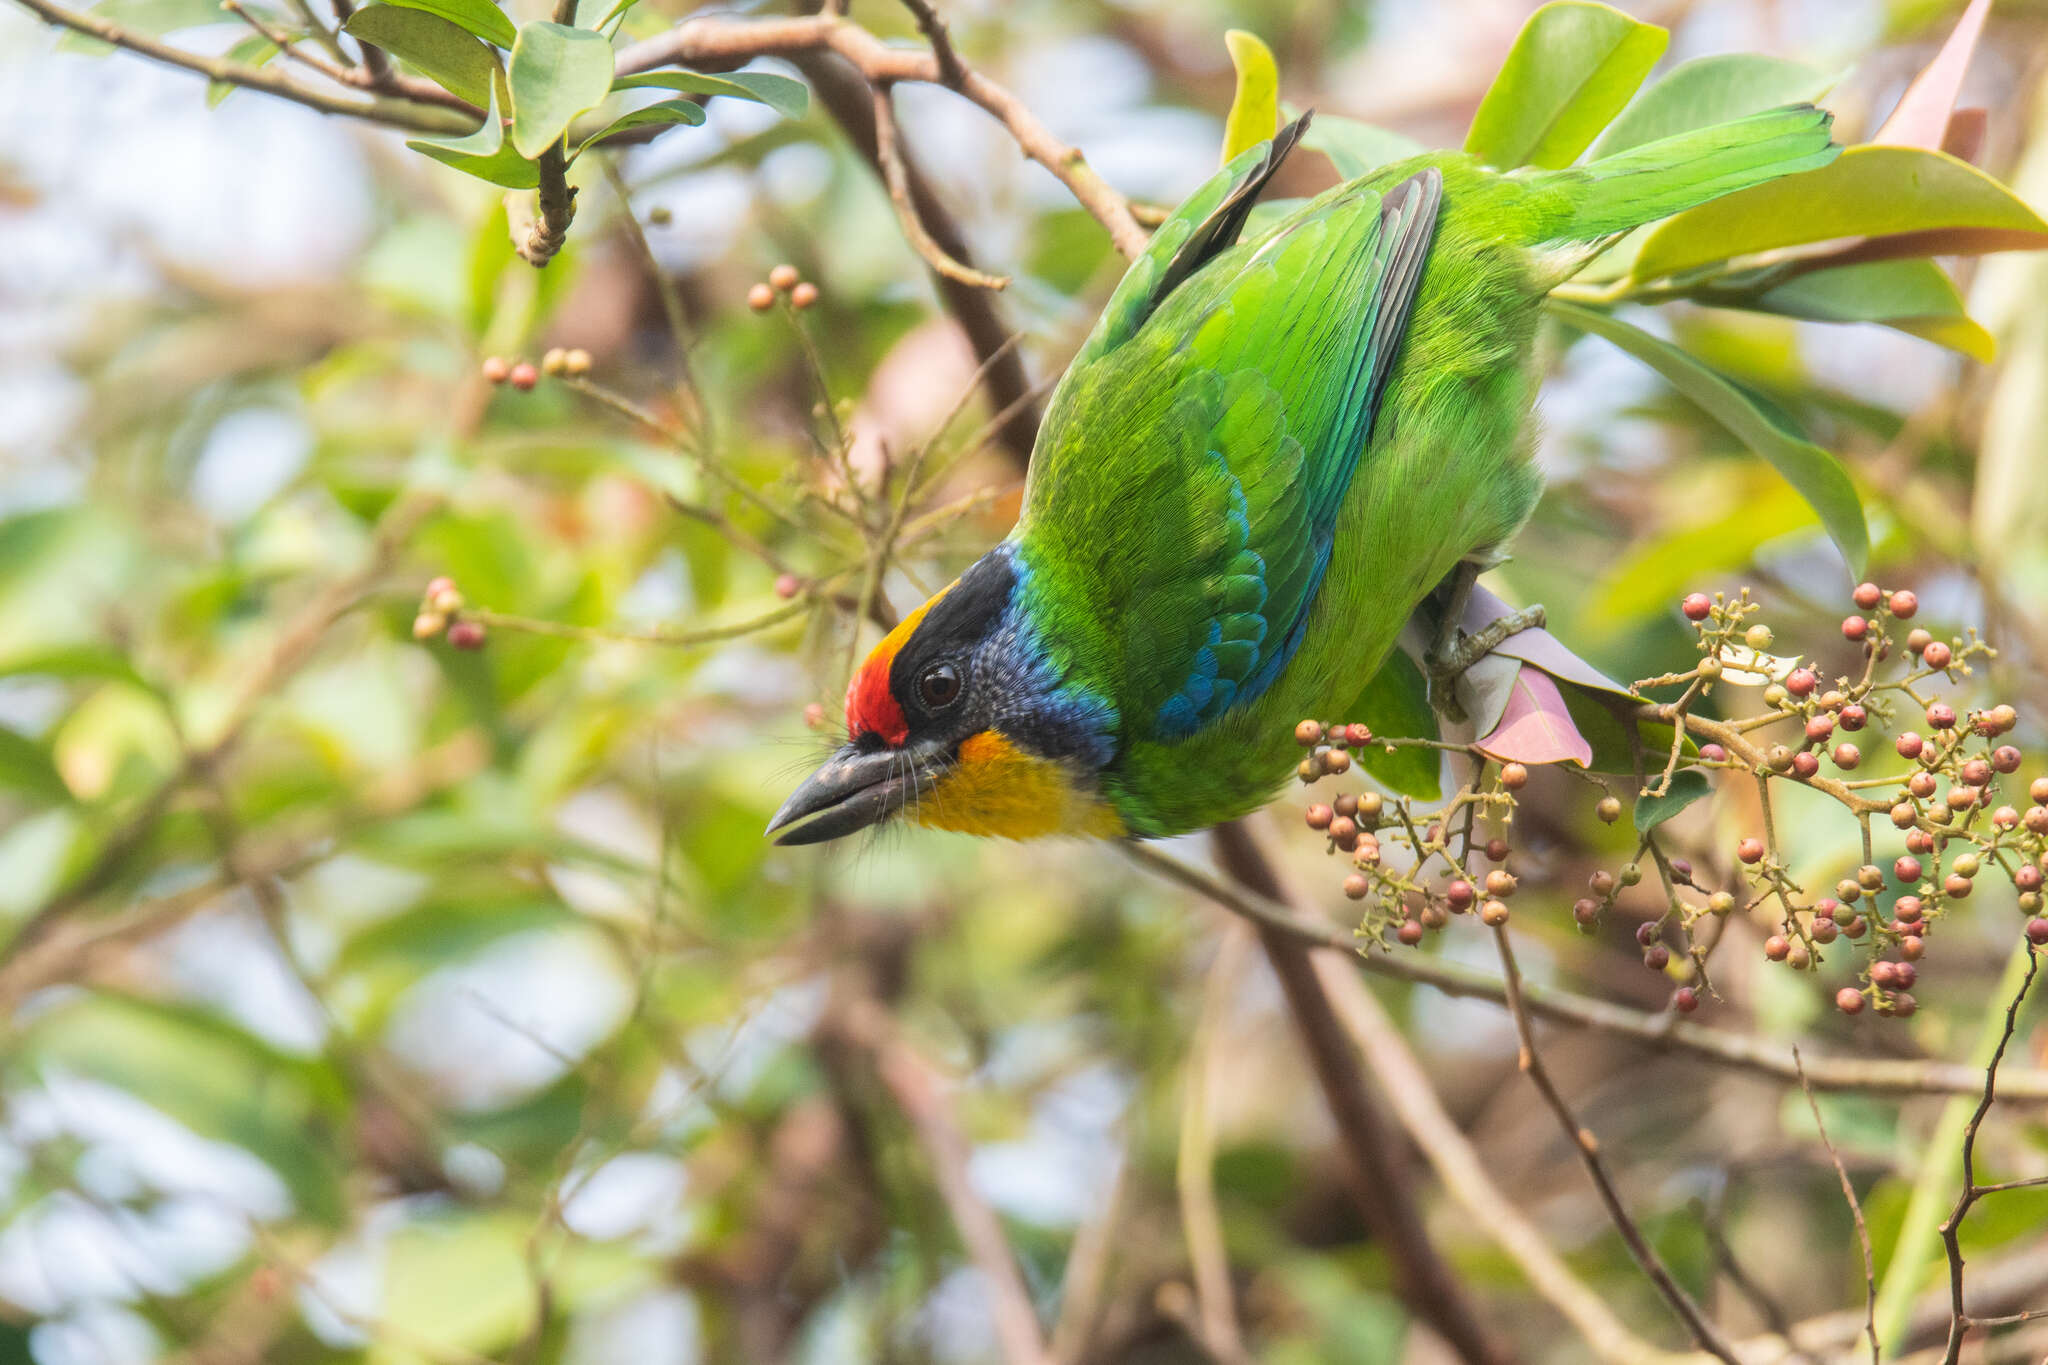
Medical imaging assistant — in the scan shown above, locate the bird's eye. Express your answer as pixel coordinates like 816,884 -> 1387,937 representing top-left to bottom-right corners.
917,661 -> 962,709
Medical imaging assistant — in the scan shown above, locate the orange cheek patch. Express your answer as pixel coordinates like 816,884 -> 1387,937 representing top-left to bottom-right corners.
913,732 -> 1124,840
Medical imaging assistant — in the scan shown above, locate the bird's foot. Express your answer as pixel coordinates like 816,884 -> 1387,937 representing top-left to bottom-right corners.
1424,604 -> 1548,724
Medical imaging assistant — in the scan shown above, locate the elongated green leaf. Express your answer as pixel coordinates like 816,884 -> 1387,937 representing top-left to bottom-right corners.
1747,258 -> 1995,362
1465,1 -> 1668,169
1301,113 -> 1424,180
1593,53 -> 1832,157
379,0 -> 514,48
1632,146 -> 2048,283
1220,29 -> 1278,164
1552,300 -> 1869,575
509,22 -> 617,158
573,98 -> 703,157
610,69 -> 809,121
1634,767 -> 1711,832
346,4 -> 498,108
406,84 -> 537,189
0,727 -> 69,804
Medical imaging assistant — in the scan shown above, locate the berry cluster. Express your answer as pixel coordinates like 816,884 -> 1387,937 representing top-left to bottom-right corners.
412,576 -> 485,651
1295,581 -> 2048,1022
481,347 -> 592,391
748,264 -> 820,313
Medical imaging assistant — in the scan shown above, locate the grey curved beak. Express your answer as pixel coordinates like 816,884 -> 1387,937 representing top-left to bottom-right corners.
767,743 -> 930,845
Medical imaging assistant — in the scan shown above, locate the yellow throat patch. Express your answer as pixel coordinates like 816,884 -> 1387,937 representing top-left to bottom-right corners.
911,731 -> 1124,840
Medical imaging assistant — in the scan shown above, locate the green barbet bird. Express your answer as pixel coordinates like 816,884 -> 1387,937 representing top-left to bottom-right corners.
768,106 -> 1837,845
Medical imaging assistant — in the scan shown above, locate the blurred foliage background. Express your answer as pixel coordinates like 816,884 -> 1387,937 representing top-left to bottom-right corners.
3,0 -> 2048,1363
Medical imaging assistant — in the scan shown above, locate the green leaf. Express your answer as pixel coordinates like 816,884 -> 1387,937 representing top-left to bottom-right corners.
573,98 -> 704,157
405,83 -> 537,189
610,69 -> 809,121
0,726 -> 69,804
1219,29 -> 1278,164
1593,53 -> 1833,158
345,4 -> 498,108
1300,113 -> 1424,180
509,21 -> 617,158
1745,258 -> 1994,362
1552,300 -> 1869,575
1632,146 -> 2048,283
1633,767 -> 1711,833
1465,1 -> 1669,169
207,32 -> 278,107
1340,652 -> 1442,800
379,0 -> 514,48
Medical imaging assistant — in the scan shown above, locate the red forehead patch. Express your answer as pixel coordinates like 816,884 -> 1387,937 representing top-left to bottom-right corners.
845,657 -> 908,747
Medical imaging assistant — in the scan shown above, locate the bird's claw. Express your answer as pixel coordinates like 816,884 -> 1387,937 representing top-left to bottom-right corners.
1424,604 -> 1548,724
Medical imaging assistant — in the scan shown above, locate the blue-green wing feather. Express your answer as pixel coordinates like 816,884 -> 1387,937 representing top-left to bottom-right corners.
1019,156 -> 1443,747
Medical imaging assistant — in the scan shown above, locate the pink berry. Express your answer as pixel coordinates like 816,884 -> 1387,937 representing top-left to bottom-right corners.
1922,640 -> 1953,670
1889,590 -> 1918,619
1682,593 -> 1713,621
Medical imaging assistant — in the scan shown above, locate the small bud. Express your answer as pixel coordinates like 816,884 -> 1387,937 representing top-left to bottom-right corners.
508,362 -> 538,391
481,355 -> 511,384
747,282 -> 776,311
448,620 -> 486,650
1681,592 -> 1713,621
647,205 -> 673,225
790,281 -> 820,309
803,702 -> 827,729
1700,743 -> 1728,763
768,264 -> 800,292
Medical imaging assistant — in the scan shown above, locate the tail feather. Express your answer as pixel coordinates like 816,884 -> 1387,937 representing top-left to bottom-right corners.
1549,105 -> 1837,244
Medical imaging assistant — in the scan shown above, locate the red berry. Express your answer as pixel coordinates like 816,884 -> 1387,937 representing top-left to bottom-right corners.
1787,668 -> 1818,697
1572,897 -> 1600,925
1854,582 -> 1883,610
1891,802 -> 1917,829
1833,743 -> 1861,770
1346,722 -> 1373,746
1961,758 -> 1993,787
2033,776 -> 2048,805
1909,770 -> 1939,799
747,282 -> 776,311
448,620 -> 486,650
1681,593 -> 1713,621
1737,838 -> 1765,864
508,362 -> 538,391
1992,746 -> 2022,774
1895,857 -> 1923,884
1837,987 -> 1866,1015
1814,898 -> 1840,920
774,572 -> 802,599
480,356 -> 510,384
1841,615 -> 1869,641
1946,873 -> 1973,899
1673,986 -> 1699,1013
1805,715 -> 1835,742
768,263 -> 800,292
1889,590 -> 1918,619
1840,704 -> 1867,731
1893,962 -> 1918,990
1922,640 -> 1953,670
1295,720 -> 1324,747
1397,921 -> 1424,946
2018,865 -> 2044,892
1305,804 -> 1333,830
1895,896 -> 1924,922
1485,838 -> 1510,862
1699,744 -> 1728,763
1643,945 -> 1671,971
1890,992 -> 1918,1018
1927,703 -> 1957,731
1792,752 -> 1820,779
1897,733 -> 1925,760
790,281 -> 820,309
1871,961 -> 1901,988
2027,918 -> 2048,946
1501,762 -> 1529,790
1327,816 -> 1358,846
1445,879 -> 1476,910
1343,873 -> 1370,900
1764,935 -> 1790,961
1907,829 -> 1935,854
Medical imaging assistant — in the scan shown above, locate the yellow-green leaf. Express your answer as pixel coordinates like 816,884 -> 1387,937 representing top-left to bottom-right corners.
406,81 -> 537,189
1632,146 -> 2048,282
1746,258 -> 1995,362
1465,1 -> 1668,169
1220,29 -> 1279,164
1301,113 -> 1424,180
612,69 -> 808,121
508,21 -> 616,159
1552,300 -> 1869,576
379,0 -> 515,49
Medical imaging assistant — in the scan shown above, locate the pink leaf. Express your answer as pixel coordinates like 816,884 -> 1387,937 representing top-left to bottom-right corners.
1457,585 -> 1629,697
1873,0 -> 1990,151
1476,665 -> 1594,768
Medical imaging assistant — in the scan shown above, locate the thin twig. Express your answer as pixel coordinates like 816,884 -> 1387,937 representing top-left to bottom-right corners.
1794,1047 -> 1879,1365
9,0 -> 476,130
1120,843 -> 2048,1100
1936,948 -> 2042,1365
1177,923 -> 1249,1362
870,84 -> 1009,289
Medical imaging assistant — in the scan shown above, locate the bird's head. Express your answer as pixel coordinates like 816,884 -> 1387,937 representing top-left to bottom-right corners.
766,544 -> 1122,845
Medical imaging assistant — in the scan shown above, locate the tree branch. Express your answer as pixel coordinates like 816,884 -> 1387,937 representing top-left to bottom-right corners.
1794,1048 -> 1879,1365
615,12 -> 1148,259
1123,843 -> 2048,1101
1211,821 -> 1513,1365
8,0 -> 476,132
870,83 -> 1009,289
